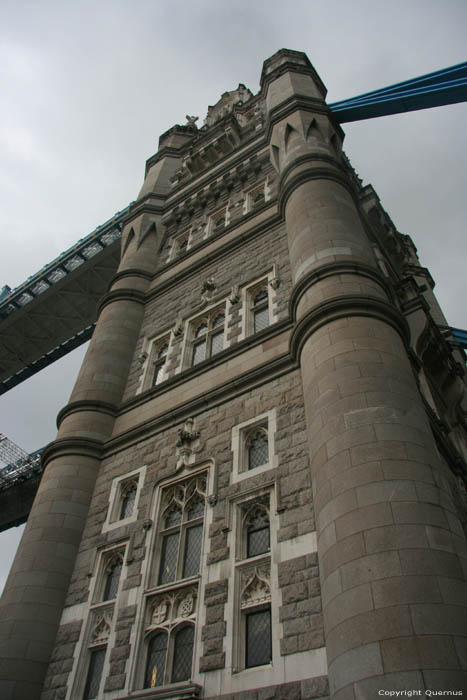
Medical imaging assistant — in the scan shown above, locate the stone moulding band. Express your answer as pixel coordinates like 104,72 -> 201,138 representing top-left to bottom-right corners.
289,293 -> 410,363
110,269 -> 153,285
289,260 -> 394,320
97,288 -> 147,315
278,163 -> 358,218
265,96 -> 343,141
56,400 -> 118,430
41,436 -> 104,470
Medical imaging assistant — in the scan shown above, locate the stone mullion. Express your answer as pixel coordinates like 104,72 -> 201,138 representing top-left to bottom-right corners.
262,50 -> 467,699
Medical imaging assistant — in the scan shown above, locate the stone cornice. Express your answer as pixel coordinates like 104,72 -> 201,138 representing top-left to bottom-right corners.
110,269 -> 153,286
56,400 -> 118,430
289,261 -> 394,320
97,288 -> 147,316
290,294 -> 410,362
105,324 -> 294,458
265,95 -> 343,141
41,436 -> 104,470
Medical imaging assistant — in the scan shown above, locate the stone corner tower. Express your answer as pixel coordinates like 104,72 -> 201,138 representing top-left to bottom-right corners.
1,49 -> 466,700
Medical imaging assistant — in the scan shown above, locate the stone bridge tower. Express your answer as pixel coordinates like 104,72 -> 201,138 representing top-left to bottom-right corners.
1,49 -> 466,700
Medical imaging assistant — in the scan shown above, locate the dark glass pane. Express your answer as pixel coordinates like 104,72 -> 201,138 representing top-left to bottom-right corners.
214,216 -> 225,229
194,323 -> 207,337
182,524 -> 203,578
178,239 -> 188,254
253,191 -> 265,205
246,609 -> 271,668
253,289 -> 268,305
103,560 -> 122,601
158,532 -> 180,584
153,360 -> 166,386
158,344 -> 168,358
119,485 -> 136,519
192,339 -> 206,365
248,432 -> 268,470
254,306 -> 269,333
164,506 -> 182,528
247,509 -> 270,557
210,330 -> 224,356
144,633 -> 168,688
171,626 -> 194,682
186,497 -> 204,520
83,647 -> 106,700
212,314 -> 225,328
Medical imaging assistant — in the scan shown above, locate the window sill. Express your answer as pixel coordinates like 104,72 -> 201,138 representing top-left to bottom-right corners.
119,681 -> 201,700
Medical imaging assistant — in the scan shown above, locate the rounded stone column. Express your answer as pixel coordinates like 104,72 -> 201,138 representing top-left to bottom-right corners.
264,50 -> 467,698
0,127 -> 194,699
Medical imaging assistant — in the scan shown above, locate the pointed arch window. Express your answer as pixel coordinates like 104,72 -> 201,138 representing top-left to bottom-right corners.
103,555 -> 123,601
246,608 -> 272,668
153,343 -> 169,386
247,429 -> 269,470
144,631 -> 168,688
157,475 -> 206,585
119,481 -> 137,520
252,288 -> 269,333
172,625 -> 195,682
191,312 -> 225,366
144,624 -> 194,688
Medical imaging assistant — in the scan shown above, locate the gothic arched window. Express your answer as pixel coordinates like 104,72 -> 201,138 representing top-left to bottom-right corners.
153,344 -> 169,387
247,429 -> 269,470
103,556 -> 122,601
119,481 -> 137,520
191,313 -> 225,366
171,625 -> 195,682
145,632 -> 168,688
158,475 -> 206,585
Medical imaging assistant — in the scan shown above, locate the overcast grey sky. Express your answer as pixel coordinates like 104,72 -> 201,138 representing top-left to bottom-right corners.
1,0 -> 466,592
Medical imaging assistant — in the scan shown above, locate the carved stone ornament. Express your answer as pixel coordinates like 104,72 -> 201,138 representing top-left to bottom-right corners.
207,494 -> 218,507
185,115 -> 199,128
91,612 -> 112,645
172,315 -> 184,338
229,285 -> 240,305
176,418 -> 201,470
178,592 -> 195,618
269,276 -> 280,291
201,277 -> 216,305
240,568 -> 271,610
151,600 -> 169,625
137,351 -> 148,365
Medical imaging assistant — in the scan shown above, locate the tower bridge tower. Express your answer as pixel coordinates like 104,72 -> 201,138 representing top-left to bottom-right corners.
1,50 -> 466,700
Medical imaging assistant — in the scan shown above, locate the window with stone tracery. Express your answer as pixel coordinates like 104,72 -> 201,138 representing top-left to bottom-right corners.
239,566 -> 272,669
189,310 -> 225,367
246,427 -> 269,471
143,588 -> 197,689
157,473 -> 207,585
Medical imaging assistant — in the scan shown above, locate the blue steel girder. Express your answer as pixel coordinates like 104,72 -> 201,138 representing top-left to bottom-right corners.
329,61 -> 467,123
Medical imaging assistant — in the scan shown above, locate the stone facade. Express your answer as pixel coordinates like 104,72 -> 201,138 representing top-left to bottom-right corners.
1,49 -> 466,700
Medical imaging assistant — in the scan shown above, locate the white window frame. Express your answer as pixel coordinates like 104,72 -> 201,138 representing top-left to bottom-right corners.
238,271 -> 279,341
168,229 -> 192,262
137,333 -> 173,395
103,466 -> 146,533
243,180 -> 269,214
207,206 -> 229,237
183,304 -> 227,369
231,409 -> 277,483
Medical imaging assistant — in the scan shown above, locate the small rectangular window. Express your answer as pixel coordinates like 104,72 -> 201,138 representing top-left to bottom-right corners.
245,608 -> 272,668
